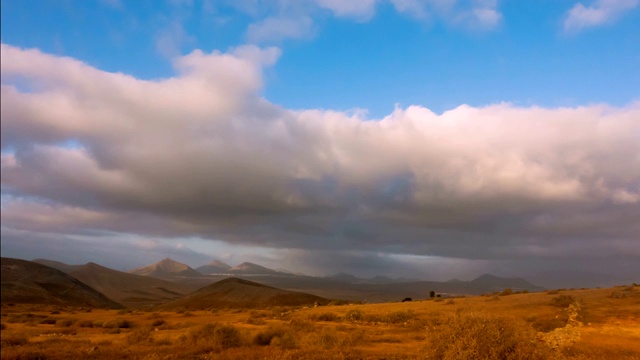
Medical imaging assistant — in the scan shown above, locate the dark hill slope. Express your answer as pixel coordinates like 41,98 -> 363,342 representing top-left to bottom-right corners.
69,262 -> 191,308
32,258 -> 81,273
159,277 -> 327,310
1,258 -> 122,309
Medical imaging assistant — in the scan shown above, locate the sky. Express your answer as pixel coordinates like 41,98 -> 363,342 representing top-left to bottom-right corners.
1,0 -> 639,288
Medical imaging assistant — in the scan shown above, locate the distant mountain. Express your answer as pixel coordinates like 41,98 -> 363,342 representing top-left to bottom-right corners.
326,272 -> 360,282
1,258 -> 122,309
368,276 -> 395,284
196,260 -> 231,275
526,270 -> 619,289
32,258 -> 81,273
227,262 -> 280,275
469,274 -> 543,293
159,277 -> 327,310
129,258 -> 202,279
68,262 -> 191,307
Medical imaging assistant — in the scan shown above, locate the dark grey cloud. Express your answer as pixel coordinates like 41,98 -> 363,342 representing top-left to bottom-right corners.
1,43 -> 639,286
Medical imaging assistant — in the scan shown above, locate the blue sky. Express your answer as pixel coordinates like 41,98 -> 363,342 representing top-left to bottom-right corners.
1,0 -> 639,287
3,0 -> 639,117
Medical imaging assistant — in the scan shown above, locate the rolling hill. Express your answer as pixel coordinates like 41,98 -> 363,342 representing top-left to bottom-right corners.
0,257 -> 122,309
159,277 -> 327,310
68,262 -> 192,307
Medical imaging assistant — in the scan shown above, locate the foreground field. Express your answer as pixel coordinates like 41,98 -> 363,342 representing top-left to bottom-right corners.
2,285 -> 639,359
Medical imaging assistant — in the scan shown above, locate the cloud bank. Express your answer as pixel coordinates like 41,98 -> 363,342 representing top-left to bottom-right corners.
564,0 -> 639,33
1,43 -> 639,283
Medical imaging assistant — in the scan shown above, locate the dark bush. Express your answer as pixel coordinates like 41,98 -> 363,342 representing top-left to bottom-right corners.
425,312 -> 555,360
345,309 -> 365,322
550,295 -> 576,307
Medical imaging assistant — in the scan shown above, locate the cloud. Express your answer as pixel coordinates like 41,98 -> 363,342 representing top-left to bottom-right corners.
315,0 -> 378,20
2,43 -> 639,282
155,21 -> 196,58
246,16 -> 315,43
389,0 -> 501,28
564,0 -> 639,33
235,0 -> 502,43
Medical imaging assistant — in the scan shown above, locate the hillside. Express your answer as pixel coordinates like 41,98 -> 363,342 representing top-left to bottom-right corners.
129,258 -> 202,279
0,257 -> 122,309
159,277 -> 327,310
68,262 -> 192,308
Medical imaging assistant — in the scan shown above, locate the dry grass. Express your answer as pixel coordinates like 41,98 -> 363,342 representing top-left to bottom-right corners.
1,284 -> 639,359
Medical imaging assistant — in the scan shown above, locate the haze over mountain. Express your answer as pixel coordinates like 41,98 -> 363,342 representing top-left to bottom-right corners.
159,277 -> 327,310
196,260 -> 231,275
68,262 -> 192,307
227,262 -> 282,275
130,258 -> 202,279
1,258 -> 122,309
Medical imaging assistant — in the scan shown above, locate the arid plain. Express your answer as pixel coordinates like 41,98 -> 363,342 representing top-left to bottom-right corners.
2,257 -> 639,360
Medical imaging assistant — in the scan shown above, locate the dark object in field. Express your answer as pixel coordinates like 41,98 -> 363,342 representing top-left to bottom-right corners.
402,297 -> 412,302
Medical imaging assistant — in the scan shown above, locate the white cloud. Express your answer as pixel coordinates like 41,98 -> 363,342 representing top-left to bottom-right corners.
246,16 -> 315,43
564,0 -> 639,33
1,43 -> 639,279
155,21 -> 195,58
390,0 -> 501,29
315,0 -> 378,20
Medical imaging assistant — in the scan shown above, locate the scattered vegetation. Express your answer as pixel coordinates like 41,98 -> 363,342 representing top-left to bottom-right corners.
1,286 -> 639,359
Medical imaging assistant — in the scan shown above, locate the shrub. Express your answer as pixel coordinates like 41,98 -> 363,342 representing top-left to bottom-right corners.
550,295 -> 576,308
527,314 -> 567,332
382,310 -> 415,324
214,324 -> 243,349
254,323 -> 300,349
182,323 -> 244,352
126,328 -> 154,345
425,312 -> 555,360
78,320 -> 94,328
1,335 -> 28,347
57,318 -> 76,327
39,318 -> 57,325
151,319 -> 166,327
609,291 -> 627,299
500,288 -> 513,296
102,319 -> 132,329
345,309 -> 365,322
309,312 -> 340,322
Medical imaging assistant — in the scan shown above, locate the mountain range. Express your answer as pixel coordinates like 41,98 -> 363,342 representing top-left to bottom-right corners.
15,257 -> 546,307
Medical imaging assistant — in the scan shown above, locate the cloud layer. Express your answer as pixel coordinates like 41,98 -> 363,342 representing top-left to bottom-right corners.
564,0 -> 639,33
1,43 -> 639,282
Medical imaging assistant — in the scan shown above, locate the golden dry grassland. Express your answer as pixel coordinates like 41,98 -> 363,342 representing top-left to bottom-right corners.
2,284 -> 639,359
